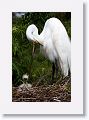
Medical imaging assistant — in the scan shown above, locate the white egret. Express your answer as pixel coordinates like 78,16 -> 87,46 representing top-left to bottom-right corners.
26,17 -> 71,80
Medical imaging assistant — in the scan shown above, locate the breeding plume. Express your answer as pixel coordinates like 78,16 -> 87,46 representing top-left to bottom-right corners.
26,17 -> 71,80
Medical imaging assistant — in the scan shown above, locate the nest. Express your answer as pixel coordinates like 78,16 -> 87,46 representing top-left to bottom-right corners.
12,77 -> 71,102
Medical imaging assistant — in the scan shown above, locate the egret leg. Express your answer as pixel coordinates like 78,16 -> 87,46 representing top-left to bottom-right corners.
68,69 -> 71,77
52,62 -> 55,81
55,59 -> 59,79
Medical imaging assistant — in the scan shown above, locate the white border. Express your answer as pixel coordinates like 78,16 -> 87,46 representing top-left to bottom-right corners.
0,0 -> 83,114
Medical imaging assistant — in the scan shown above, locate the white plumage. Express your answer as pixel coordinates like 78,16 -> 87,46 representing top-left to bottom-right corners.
26,17 -> 71,77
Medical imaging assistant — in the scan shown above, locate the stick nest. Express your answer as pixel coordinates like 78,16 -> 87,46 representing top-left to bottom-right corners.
12,77 -> 71,102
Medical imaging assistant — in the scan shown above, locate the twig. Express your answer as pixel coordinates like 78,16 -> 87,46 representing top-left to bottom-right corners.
35,72 -> 51,87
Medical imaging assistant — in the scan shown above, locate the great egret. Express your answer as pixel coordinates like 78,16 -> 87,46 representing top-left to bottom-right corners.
26,17 -> 71,80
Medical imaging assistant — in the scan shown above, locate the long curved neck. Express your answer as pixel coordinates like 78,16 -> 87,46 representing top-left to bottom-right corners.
26,24 -> 44,45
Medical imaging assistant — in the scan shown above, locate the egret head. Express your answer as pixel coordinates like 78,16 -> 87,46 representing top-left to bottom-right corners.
26,24 -> 43,45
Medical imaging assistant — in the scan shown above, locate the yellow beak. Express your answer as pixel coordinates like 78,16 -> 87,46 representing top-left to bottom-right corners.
33,40 -> 42,45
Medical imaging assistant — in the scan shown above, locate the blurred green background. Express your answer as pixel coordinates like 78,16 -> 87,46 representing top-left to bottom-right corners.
12,12 -> 71,86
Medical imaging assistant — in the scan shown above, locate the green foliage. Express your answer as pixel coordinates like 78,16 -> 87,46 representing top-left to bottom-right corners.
12,12 -> 71,86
